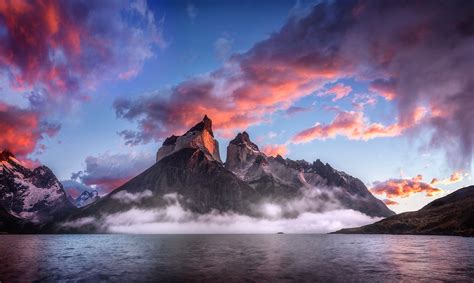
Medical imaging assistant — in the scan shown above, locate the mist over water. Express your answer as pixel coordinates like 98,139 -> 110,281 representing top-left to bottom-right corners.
0,234 -> 473,281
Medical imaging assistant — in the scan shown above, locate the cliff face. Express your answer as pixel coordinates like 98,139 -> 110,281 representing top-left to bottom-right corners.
334,186 -> 474,236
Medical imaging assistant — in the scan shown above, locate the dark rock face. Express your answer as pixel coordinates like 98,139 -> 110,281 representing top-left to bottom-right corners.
334,186 -> 474,236
0,150 -> 75,229
73,148 -> 260,222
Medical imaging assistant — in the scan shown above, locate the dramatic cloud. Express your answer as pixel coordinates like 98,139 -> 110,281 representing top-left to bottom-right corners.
262,144 -> 288,157
319,83 -> 352,101
0,102 -> 59,157
72,152 -> 154,194
370,176 -> 443,199
0,0 -> 164,99
0,0 -> 163,157
114,0 -> 474,170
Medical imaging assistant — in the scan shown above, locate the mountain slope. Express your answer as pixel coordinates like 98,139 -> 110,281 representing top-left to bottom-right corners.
334,186 -> 474,236
0,150 -> 75,228
226,131 -> 394,218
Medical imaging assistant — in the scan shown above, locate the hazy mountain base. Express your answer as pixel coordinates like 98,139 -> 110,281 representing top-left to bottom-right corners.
59,190 -> 381,234
334,186 -> 474,237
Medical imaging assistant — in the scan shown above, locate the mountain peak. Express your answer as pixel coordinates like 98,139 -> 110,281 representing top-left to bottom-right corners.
230,132 -> 259,151
185,115 -> 214,137
0,150 -> 14,162
156,115 -> 221,163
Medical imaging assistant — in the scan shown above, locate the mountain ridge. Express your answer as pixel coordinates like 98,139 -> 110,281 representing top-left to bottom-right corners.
334,185 -> 474,236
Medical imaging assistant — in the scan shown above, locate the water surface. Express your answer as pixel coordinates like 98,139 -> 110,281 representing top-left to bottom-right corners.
0,234 -> 473,282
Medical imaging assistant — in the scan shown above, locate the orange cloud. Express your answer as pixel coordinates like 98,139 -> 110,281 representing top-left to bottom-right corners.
0,0 -> 163,100
0,102 -> 59,158
319,83 -> 352,101
370,176 -> 443,199
262,144 -> 288,157
430,171 -> 468,186
292,106 -> 427,144
383,199 -> 399,206
291,110 -> 402,143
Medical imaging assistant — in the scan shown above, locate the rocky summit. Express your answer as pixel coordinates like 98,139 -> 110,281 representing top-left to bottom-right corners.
156,115 -> 222,163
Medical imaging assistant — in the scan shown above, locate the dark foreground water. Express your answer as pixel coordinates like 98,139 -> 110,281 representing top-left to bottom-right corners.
0,234 -> 473,282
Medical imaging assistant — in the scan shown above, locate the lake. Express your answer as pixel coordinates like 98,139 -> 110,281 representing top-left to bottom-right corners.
0,234 -> 473,282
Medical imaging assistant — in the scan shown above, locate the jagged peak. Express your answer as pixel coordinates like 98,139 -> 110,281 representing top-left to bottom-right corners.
156,115 -> 221,163
0,149 -> 15,161
230,131 -> 259,151
185,115 -> 214,137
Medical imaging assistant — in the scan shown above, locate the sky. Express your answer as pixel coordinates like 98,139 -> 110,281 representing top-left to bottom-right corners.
0,0 -> 473,214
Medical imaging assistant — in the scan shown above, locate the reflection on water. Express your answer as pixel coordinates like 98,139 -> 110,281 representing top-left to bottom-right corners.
0,234 -> 473,281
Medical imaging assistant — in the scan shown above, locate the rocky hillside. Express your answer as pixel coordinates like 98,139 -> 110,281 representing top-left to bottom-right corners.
334,186 -> 474,236
0,150 -> 75,230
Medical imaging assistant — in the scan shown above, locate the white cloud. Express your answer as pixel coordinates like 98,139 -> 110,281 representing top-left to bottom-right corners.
111,190 -> 153,204
63,188 -> 380,234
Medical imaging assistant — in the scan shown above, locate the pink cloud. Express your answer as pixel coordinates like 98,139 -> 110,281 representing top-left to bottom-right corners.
370,176 -> 443,199
319,83 -> 352,101
262,144 -> 288,157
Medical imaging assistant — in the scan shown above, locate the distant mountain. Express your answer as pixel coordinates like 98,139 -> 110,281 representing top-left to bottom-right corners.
0,150 -> 75,231
62,180 -> 100,208
71,190 -> 100,208
334,186 -> 474,236
61,115 -> 393,232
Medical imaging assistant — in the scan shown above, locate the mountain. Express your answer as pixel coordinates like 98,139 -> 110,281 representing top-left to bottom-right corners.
61,115 -> 393,232
71,190 -> 100,208
61,116 -> 260,231
226,131 -> 394,217
0,150 -> 75,229
62,180 -> 100,208
334,186 -> 474,236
